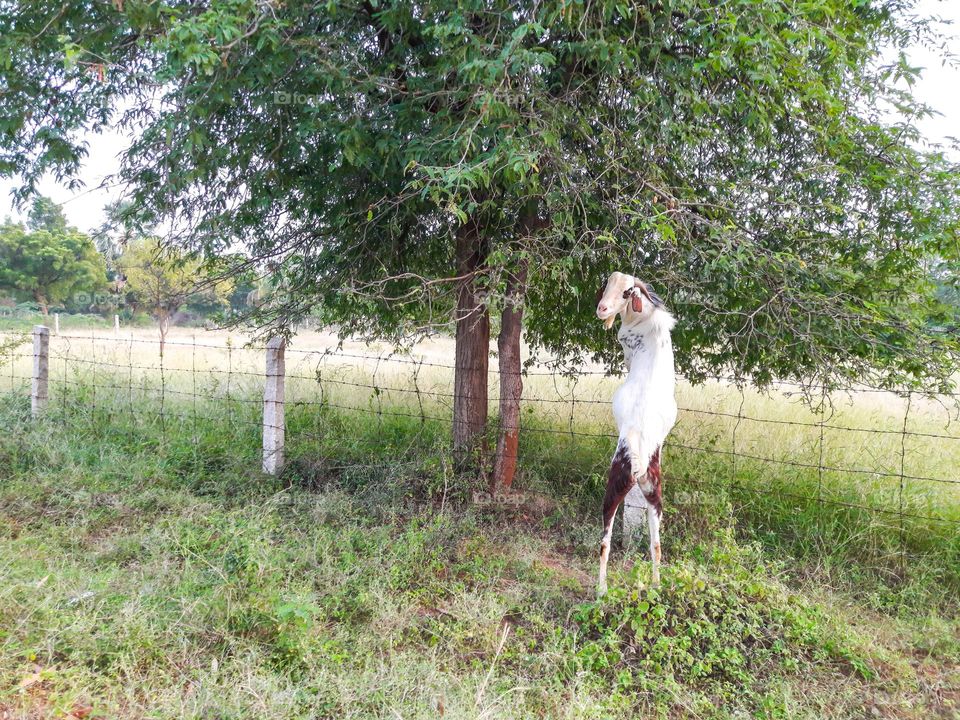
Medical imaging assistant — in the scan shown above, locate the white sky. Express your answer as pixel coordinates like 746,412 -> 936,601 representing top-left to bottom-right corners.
1,0 -> 958,235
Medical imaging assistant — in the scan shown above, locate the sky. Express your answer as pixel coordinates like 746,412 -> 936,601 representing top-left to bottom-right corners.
1,0 -> 959,235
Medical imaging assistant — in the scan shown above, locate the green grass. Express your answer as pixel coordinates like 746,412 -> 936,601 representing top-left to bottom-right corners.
0,312 -> 163,333
0,312 -> 112,333
0,381 -> 959,718
0,327 -> 958,609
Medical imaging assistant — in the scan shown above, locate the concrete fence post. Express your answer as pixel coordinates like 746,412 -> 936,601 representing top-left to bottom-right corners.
53,313 -> 60,335
31,325 -> 49,417
114,314 -> 120,337
262,336 -> 286,475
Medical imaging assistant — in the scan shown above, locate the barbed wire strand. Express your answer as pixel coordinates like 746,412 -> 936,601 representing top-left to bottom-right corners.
20,370 -> 960,531
3,331 -> 960,571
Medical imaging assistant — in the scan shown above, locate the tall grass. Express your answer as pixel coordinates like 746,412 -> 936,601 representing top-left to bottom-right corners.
1,327 -> 958,609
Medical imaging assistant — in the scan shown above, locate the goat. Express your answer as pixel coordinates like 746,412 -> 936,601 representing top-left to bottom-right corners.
594,271 -> 677,594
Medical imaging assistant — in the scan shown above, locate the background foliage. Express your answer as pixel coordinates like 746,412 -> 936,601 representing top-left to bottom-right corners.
1,0 -> 959,389
0,197 -> 106,314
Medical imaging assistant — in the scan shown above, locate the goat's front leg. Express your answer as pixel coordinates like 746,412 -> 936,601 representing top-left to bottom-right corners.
598,442 -> 635,596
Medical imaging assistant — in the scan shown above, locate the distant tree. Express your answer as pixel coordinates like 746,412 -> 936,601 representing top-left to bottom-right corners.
0,197 -> 106,315
26,195 -> 67,233
118,239 -> 232,353
225,264 -> 259,315
93,199 -> 155,265
932,260 -> 960,332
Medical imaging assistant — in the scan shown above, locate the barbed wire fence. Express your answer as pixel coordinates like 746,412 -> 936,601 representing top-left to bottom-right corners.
2,324 -> 959,587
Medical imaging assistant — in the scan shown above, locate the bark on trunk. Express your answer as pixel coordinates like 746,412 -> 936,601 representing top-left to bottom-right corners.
491,258 -> 528,490
452,218 -> 489,468
489,200 -> 547,489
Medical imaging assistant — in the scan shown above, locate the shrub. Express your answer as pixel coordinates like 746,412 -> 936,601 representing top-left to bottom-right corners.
569,533 -> 870,712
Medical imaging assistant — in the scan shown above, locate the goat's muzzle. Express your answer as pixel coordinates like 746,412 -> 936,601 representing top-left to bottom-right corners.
596,305 -> 617,330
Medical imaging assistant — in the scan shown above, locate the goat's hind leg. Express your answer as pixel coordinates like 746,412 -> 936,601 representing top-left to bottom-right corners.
598,522 -> 613,597
647,504 -> 661,585
645,446 -> 664,586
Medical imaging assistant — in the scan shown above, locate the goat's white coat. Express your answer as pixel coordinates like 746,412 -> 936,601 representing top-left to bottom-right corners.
617,309 -> 677,520
596,272 -> 678,593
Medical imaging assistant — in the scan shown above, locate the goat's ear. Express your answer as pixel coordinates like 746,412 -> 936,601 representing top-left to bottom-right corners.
630,289 -> 643,313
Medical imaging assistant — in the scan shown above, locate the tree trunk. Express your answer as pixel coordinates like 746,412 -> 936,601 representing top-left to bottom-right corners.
34,291 -> 49,316
158,313 -> 169,357
491,258 -> 528,491
452,218 -> 490,468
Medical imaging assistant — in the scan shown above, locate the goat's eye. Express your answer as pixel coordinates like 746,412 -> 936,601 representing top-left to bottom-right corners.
622,290 -> 631,299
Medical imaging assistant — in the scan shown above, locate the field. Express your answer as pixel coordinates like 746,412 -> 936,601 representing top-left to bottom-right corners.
1,326 -> 958,719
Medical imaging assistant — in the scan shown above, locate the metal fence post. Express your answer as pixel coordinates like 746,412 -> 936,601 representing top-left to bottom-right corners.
31,325 -> 49,417
263,336 -> 286,475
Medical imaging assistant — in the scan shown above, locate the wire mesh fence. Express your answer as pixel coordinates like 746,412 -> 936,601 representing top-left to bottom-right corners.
1,326 -> 958,587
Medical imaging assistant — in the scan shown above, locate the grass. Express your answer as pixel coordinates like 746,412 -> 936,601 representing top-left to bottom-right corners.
0,312 -> 111,333
6,327 -> 956,603
0,310 -> 163,334
0,327 -> 958,718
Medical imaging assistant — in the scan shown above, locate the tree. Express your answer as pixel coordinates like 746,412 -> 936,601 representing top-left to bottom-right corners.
27,195 -> 67,234
93,199 -> 154,265
118,239 -> 232,354
933,259 -> 960,332
2,1 -> 959,486
0,197 -> 106,315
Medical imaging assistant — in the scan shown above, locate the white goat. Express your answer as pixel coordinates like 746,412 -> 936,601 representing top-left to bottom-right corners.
594,271 -> 677,594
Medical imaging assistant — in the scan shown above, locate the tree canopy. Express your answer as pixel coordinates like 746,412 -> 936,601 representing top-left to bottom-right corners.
1,0 -> 959,389
0,197 -> 106,314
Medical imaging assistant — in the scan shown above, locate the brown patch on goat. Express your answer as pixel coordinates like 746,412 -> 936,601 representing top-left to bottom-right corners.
623,283 -> 647,313
642,445 -> 663,517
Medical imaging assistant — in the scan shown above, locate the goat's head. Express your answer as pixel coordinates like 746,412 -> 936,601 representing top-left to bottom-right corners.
595,271 -> 660,329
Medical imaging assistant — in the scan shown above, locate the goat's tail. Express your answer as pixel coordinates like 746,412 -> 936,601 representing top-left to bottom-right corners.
622,433 -> 662,518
